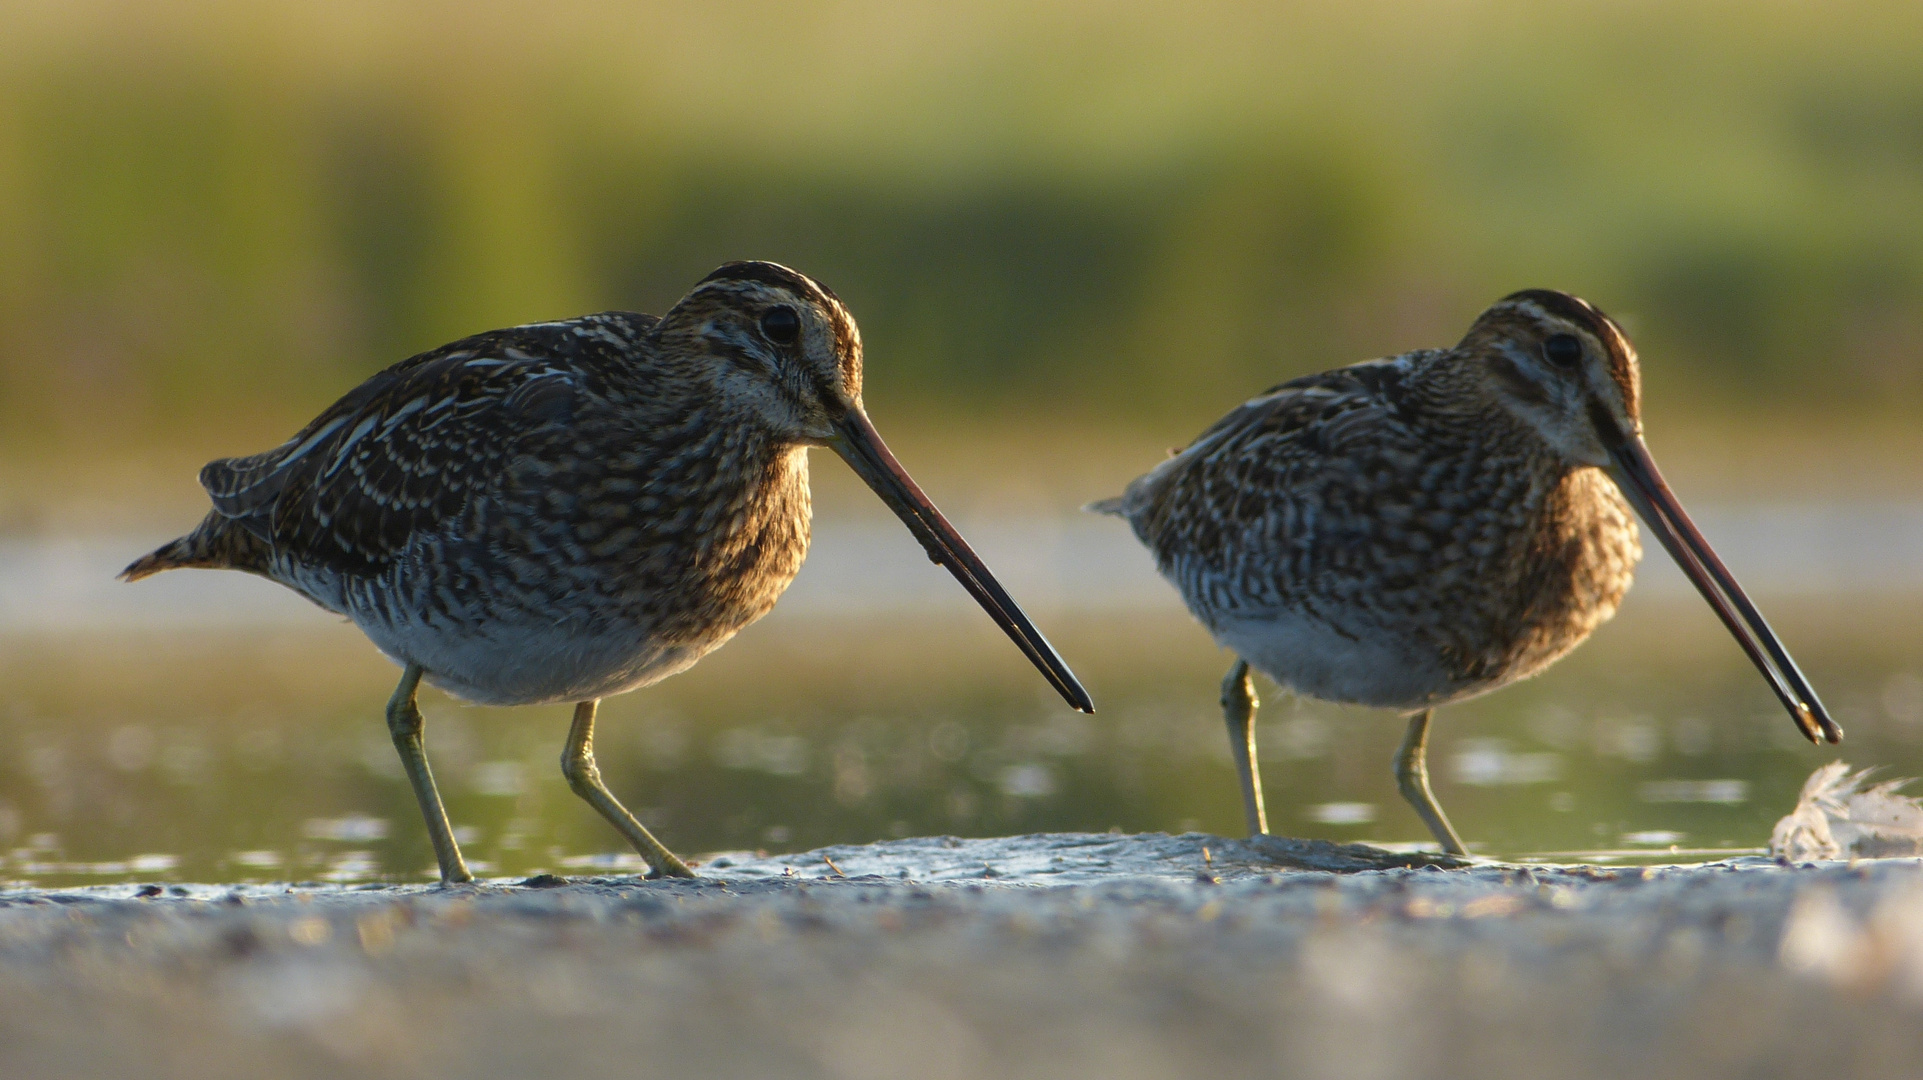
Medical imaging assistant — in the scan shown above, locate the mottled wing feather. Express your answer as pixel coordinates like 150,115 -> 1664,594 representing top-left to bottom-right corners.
199,314 -> 655,577
1122,355 -> 1428,619
200,362 -> 419,537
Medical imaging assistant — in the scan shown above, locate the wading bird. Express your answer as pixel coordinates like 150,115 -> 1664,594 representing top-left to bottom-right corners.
1093,290 -> 1836,854
126,261 -> 1093,883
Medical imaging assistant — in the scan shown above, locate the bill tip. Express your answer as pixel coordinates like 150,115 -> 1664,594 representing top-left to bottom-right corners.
1794,703 -> 1843,745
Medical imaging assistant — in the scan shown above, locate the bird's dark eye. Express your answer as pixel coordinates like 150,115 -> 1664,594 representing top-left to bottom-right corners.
1543,333 -> 1583,369
759,306 -> 801,346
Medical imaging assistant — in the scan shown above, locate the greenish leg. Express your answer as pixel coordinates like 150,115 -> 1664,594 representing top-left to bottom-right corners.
387,663 -> 474,884
1395,708 -> 1467,856
1220,658 -> 1269,838
561,700 -> 695,879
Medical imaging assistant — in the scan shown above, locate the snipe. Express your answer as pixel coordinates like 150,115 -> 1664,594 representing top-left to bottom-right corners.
127,261 -> 1093,883
1094,289 -> 1836,855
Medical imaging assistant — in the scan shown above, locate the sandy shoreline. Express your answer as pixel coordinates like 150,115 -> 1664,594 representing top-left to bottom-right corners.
5,832 -> 1922,1079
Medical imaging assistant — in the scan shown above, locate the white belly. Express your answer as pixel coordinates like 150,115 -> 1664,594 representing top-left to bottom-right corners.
354,609 -> 727,706
1210,609 -> 1459,711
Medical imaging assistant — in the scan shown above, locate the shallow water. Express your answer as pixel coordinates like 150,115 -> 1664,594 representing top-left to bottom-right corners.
5,569 -> 1923,886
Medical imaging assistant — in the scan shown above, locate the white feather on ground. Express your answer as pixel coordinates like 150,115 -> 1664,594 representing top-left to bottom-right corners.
1772,761 -> 1923,861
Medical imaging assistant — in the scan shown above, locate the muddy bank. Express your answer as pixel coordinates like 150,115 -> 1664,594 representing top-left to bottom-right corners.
4,832 -> 1922,1080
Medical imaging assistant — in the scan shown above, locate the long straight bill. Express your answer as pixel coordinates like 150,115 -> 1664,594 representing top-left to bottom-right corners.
1607,437 -> 1840,744
829,409 -> 1096,714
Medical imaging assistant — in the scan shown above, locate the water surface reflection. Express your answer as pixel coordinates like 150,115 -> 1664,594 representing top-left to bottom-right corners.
4,599 -> 1922,886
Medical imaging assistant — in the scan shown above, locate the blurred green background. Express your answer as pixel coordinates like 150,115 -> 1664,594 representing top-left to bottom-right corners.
5,0 -> 1923,485
5,1 -> 1923,884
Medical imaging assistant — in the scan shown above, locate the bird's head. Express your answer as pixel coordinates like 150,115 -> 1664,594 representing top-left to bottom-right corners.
1464,287 -> 1839,746
1464,288 -> 1641,469
654,261 -> 1094,715
659,260 -> 864,443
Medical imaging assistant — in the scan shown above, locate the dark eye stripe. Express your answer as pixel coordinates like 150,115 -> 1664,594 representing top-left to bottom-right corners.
1488,353 -> 1550,406
1588,400 -> 1629,448
726,347 -> 763,375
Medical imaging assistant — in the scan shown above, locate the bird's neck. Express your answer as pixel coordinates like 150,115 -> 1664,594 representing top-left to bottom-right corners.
1408,353 -> 1572,474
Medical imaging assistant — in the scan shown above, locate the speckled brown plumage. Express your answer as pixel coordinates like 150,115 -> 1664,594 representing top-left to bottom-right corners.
127,306 -> 813,705
1101,343 -> 1639,709
1097,289 -> 1836,852
126,261 -> 1090,882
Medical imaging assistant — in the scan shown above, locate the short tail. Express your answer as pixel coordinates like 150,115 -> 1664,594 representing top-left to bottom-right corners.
1088,444 -> 1191,520
120,535 -> 217,582
120,513 -> 268,582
